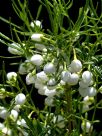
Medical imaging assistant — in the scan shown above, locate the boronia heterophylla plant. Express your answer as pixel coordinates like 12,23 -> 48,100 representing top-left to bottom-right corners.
0,0 -> 102,135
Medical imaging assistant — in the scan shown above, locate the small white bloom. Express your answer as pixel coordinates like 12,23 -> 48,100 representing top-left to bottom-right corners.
36,71 -> 49,83
44,88 -> 56,97
0,107 -> 9,119
53,115 -> 65,128
83,96 -> 94,105
61,71 -> 71,82
26,73 -> 36,85
78,87 -> 88,97
70,59 -> 82,73
13,105 -> 21,112
10,109 -> 18,120
87,87 -> 97,97
2,127 -> 12,135
68,73 -> 79,85
81,121 -> 93,133
15,93 -> 26,105
31,54 -> 43,66
47,78 -> 56,86
38,86 -> 47,95
34,79 -> 45,89
0,123 -> 5,130
44,63 -> 56,74
31,33 -> 43,41
82,104 -> 89,112
7,72 -> 17,81
19,61 -> 34,75
8,43 -> 23,55
35,43 -> 47,52
30,20 -> 42,28
45,97 -> 54,106
17,119 -> 28,128
79,80 -> 93,88
82,71 -> 93,83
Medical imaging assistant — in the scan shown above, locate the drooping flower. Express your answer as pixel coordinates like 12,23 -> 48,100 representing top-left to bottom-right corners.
8,43 -> 23,55
70,59 -> 82,73
81,121 -> 93,133
15,93 -> 26,105
7,72 -> 17,81
68,73 -> 79,85
26,73 -> 36,85
30,20 -> 42,28
31,54 -> 43,66
31,33 -> 43,42
82,71 -> 93,83
44,63 -> 56,74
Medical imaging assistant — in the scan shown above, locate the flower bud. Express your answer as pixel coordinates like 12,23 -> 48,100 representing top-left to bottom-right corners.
31,54 -> 43,66
44,63 -> 56,74
31,33 -> 43,41
70,59 -> 82,73
15,93 -> 26,105
30,20 -> 42,28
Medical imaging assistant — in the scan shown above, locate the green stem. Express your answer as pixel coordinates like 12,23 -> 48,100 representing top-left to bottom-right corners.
65,84 -> 74,134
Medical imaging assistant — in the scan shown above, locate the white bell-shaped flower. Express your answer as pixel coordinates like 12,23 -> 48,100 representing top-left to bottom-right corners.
36,71 -> 49,83
26,73 -> 36,85
45,97 -> 54,106
0,107 -> 9,119
35,43 -> 47,52
0,123 -> 5,130
8,43 -> 23,55
31,54 -> 43,66
15,93 -> 26,105
47,78 -> 56,86
53,115 -> 65,128
31,33 -> 43,41
82,71 -> 93,83
87,87 -> 97,97
68,73 -> 79,85
44,87 -> 56,97
61,71 -> 71,82
81,121 -> 93,133
30,20 -> 42,28
70,59 -> 82,73
7,72 -> 17,81
2,127 -> 12,136
10,109 -> 18,120
79,79 -> 93,88
78,87 -> 89,97
44,63 -> 56,74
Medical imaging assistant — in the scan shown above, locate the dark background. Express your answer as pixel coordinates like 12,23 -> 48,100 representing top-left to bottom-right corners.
0,0 -> 102,133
